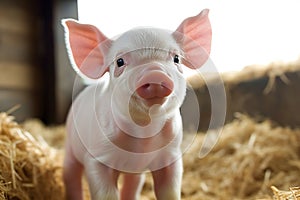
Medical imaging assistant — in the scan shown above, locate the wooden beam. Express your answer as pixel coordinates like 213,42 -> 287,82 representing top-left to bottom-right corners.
0,62 -> 42,91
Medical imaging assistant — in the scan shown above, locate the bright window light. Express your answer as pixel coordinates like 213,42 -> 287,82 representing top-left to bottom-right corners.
77,0 -> 300,72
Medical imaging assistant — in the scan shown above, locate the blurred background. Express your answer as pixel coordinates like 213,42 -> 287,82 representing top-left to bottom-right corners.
0,0 -> 299,126
0,0 -> 78,123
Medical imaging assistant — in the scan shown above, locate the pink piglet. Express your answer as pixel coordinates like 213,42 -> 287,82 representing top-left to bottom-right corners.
62,9 -> 212,200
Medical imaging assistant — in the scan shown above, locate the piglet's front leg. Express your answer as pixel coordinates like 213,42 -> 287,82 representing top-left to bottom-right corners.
84,157 -> 120,200
152,158 -> 183,200
120,173 -> 145,200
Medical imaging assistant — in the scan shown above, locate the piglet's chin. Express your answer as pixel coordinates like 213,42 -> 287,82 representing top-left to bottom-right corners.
128,93 -> 169,127
141,96 -> 168,107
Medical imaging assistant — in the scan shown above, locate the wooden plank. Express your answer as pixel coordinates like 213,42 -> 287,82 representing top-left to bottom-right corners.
0,62 -> 42,91
0,1 -> 37,63
0,89 -> 43,122
0,1 -> 34,36
0,31 -> 35,63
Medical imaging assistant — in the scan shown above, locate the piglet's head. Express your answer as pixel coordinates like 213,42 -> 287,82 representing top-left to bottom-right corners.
62,9 -> 211,122
62,9 -> 211,77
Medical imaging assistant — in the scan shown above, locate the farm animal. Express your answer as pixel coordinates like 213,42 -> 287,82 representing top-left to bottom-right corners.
62,9 -> 211,200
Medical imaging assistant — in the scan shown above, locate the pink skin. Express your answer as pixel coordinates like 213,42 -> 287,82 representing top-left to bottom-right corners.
136,70 -> 174,106
62,9 -> 211,200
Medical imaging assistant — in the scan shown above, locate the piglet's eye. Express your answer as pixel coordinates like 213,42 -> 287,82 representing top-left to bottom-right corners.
116,58 -> 125,67
173,55 -> 180,64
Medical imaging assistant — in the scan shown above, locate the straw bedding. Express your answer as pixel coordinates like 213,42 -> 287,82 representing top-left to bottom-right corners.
0,112 -> 300,199
0,112 -> 64,200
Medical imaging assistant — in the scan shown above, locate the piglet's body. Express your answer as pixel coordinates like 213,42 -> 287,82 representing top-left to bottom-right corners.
62,9 -> 212,200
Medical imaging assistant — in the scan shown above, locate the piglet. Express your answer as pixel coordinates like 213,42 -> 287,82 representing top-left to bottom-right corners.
62,9 -> 211,200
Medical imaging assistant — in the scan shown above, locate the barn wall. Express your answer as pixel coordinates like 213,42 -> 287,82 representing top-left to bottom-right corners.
0,1 -> 44,121
0,0 -> 78,123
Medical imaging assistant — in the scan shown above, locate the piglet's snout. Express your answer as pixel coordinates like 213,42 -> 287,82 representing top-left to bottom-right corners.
136,71 -> 174,99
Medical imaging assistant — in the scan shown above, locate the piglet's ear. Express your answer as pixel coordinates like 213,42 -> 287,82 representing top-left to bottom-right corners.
62,19 -> 111,79
173,9 -> 212,69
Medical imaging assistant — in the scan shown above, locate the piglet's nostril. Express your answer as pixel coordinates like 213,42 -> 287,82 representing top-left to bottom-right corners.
137,83 -> 172,99
142,84 -> 151,89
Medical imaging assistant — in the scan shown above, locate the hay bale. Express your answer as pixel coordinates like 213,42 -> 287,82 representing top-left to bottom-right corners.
1,111 -> 300,199
186,59 -> 300,131
22,118 -> 65,149
271,186 -> 300,200
0,112 -> 64,200
180,113 -> 300,200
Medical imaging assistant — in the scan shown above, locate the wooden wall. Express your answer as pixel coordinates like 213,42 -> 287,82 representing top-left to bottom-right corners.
0,0 -> 78,123
0,1 -> 44,121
